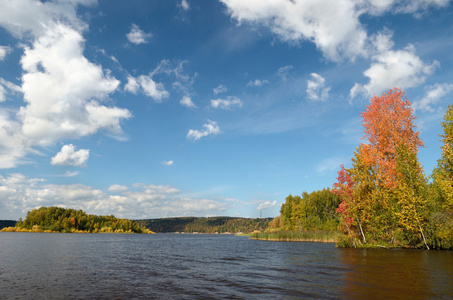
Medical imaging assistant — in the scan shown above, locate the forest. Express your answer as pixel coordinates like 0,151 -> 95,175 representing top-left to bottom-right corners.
136,217 -> 272,233
267,88 -> 453,250
1,206 -> 152,233
268,188 -> 340,232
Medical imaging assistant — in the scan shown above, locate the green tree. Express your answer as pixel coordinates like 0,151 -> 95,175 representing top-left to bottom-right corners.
428,105 -> 453,249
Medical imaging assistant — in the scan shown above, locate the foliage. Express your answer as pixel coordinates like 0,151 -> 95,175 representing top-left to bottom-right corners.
268,188 -> 340,232
136,217 -> 271,233
427,104 -> 453,249
3,206 -> 153,233
332,88 -> 453,249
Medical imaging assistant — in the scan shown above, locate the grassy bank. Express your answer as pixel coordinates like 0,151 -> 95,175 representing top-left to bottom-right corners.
249,231 -> 342,243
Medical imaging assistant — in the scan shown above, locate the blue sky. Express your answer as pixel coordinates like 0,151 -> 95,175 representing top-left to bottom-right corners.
0,0 -> 452,220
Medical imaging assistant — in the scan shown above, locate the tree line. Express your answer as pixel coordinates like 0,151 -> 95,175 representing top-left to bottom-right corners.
1,206 -> 152,233
136,216 -> 272,233
268,188 -> 340,232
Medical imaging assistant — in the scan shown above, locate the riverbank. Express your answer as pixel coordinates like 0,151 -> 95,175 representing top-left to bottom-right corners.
0,226 -> 154,234
249,231 -> 342,243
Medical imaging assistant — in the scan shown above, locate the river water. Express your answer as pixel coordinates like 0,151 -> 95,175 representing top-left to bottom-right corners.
0,233 -> 452,299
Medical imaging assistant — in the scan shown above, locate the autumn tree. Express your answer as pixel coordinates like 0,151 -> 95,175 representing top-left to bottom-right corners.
333,88 -> 426,247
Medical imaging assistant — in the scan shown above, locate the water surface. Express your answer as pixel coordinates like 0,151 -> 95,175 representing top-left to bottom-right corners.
0,233 -> 452,299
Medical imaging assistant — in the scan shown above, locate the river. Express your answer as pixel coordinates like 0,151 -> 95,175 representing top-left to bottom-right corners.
0,233 -> 452,299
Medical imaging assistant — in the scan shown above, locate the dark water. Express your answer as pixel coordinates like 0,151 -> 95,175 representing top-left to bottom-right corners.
0,233 -> 452,299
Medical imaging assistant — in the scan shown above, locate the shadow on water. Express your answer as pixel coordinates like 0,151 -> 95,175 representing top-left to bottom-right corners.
338,247 -> 453,299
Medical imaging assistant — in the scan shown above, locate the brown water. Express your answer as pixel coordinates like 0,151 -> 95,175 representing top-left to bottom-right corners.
0,233 -> 452,299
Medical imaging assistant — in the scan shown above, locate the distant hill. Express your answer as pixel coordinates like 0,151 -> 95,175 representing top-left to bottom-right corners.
0,220 -> 17,229
135,217 -> 272,233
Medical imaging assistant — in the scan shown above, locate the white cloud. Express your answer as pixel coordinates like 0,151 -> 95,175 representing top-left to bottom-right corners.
0,46 -> 11,60
277,65 -> 293,81
220,0 -> 368,62
0,112 -> 29,169
0,173 -> 228,219
62,171 -> 79,177
306,73 -> 330,101
180,95 -> 196,108
108,184 -> 129,193
125,60 -> 193,102
211,96 -> 243,109
124,76 -> 140,94
220,0 -> 449,62
414,83 -> 453,112
350,31 -> 439,99
187,120 -> 220,142
179,0 -> 190,11
0,78 -> 22,94
0,0 -> 92,39
0,0 -> 132,165
0,85 -> 6,102
392,0 -> 450,15
124,75 -> 170,102
51,144 -> 89,167
364,0 -> 450,15
247,79 -> 269,87
257,200 -> 277,210
126,24 -> 151,45
213,84 -> 227,95
137,75 -> 170,102
161,160 -> 174,166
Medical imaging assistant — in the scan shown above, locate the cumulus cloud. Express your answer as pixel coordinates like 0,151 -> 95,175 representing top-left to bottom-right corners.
0,46 -> 11,60
19,24 -> 130,145
414,83 -> 453,112
0,173 -> 228,219
180,95 -> 196,108
247,79 -> 269,87
306,73 -> 330,101
187,120 -> 220,142
161,160 -> 174,166
211,96 -> 243,109
0,0 -> 132,168
350,31 -> 439,99
213,84 -> 227,95
126,24 -> 151,45
257,200 -> 277,210
0,0 -> 92,39
220,0 -> 449,62
220,0 -> 368,62
51,144 -> 89,167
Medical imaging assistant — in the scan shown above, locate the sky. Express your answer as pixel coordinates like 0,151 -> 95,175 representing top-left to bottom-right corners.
0,0 -> 452,220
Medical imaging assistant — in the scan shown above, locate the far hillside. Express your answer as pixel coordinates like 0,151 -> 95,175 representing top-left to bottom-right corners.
136,217 -> 272,233
0,220 -> 17,229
